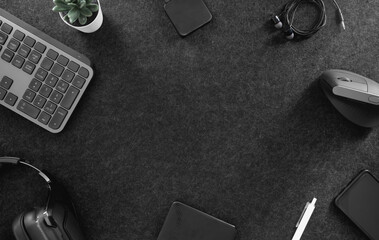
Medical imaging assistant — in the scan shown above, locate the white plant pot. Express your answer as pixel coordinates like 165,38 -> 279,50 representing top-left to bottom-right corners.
59,0 -> 103,33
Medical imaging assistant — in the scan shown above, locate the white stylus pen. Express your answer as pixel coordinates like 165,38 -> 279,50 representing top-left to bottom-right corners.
292,198 -> 317,240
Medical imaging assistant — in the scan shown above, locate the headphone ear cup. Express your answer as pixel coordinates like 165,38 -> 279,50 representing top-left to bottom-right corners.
49,203 -> 86,240
12,211 -> 30,240
12,208 -> 61,240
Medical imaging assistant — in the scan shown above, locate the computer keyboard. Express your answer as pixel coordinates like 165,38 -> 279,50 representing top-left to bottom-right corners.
0,8 -> 94,133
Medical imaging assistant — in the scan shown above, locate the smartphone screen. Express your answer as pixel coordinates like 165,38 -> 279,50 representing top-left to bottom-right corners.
335,170 -> 379,240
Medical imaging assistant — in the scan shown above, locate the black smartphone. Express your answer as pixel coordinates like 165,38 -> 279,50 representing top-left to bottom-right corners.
335,170 -> 379,240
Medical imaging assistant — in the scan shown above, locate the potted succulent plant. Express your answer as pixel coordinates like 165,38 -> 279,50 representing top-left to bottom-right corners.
52,0 -> 103,33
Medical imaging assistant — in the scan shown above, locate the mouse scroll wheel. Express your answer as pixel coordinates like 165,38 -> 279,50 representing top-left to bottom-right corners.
338,77 -> 352,82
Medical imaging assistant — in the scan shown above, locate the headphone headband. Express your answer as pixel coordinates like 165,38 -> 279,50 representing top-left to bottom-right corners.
0,156 -> 51,183
0,156 -> 21,165
0,156 -> 77,216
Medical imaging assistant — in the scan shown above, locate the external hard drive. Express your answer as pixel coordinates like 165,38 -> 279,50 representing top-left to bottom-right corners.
164,0 -> 212,36
157,202 -> 236,240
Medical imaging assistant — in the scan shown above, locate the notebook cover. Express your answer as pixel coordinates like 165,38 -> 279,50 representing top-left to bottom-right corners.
157,202 -> 236,240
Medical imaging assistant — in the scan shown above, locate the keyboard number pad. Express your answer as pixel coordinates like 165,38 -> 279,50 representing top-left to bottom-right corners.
29,79 -> 42,91
38,112 -> 51,125
39,85 -> 53,98
23,89 -> 36,102
19,48 -> 89,129
44,101 -> 57,114
33,95 -> 47,108
17,100 -> 40,119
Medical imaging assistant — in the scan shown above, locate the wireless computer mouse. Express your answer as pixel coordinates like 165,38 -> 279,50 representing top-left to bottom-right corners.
319,69 -> 379,127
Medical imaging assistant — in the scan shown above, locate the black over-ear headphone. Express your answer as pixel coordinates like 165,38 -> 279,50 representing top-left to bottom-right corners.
0,157 -> 85,240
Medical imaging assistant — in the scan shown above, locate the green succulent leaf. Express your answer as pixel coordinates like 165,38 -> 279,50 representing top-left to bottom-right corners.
63,14 -> 70,22
78,15 -> 87,25
53,0 -> 98,24
79,7 -> 92,17
86,3 -> 98,12
52,5 -> 72,12
68,7 -> 80,24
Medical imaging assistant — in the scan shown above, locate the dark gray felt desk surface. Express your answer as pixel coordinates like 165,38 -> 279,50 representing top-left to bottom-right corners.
1,0 -> 379,239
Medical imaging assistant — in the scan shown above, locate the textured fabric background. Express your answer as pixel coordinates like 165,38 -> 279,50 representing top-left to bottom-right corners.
0,0 -> 379,239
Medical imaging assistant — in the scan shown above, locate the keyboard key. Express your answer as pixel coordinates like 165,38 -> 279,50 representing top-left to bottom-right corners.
62,69 -> 75,82
23,89 -> 36,102
61,86 -> 79,109
0,31 -> 8,44
56,80 -> 69,93
50,90 -> 63,104
67,61 -> 79,72
28,50 -> 42,64
39,84 -> 53,98
13,30 -> 25,41
72,75 -> 86,89
18,44 -> 31,58
51,63 -> 64,77
17,99 -> 40,118
0,76 -> 13,89
33,95 -> 46,108
41,57 -> 53,70
44,101 -> 57,114
49,107 -> 67,129
1,49 -> 14,62
1,23 -> 13,34
38,111 -> 51,125
45,74 -> 58,87
78,67 -> 89,78
11,55 -> 25,68
29,79 -> 42,92
57,55 -> 69,66
46,49 -> 58,60
35,68 -> 48,81
4,92 -> 18,106
34,42 -> 46,53
0,87 -> 7,100
22,61 -> 36,75
24,36 -> 35,47
7,38 -> 20,52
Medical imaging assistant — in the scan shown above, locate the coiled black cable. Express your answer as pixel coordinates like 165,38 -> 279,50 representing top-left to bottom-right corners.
275,0 -> 344,39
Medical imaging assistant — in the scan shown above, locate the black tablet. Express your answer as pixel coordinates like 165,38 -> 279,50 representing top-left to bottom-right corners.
157,202 -> 236,240
335,170 -> 379,240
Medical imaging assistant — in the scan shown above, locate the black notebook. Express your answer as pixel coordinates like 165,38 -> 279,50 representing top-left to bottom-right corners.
157,202 -> 236,240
